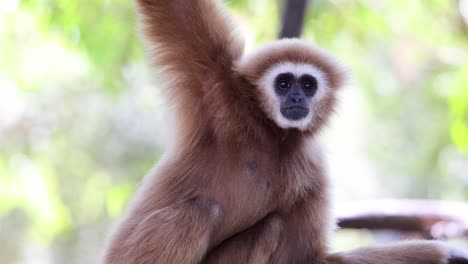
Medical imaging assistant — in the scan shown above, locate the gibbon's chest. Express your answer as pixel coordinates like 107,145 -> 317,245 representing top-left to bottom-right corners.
247,145 -> 323,205
215,147 -> 278,199
212,144 -> 319,211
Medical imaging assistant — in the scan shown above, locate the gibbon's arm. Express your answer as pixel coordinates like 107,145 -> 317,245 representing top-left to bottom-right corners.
103,197 -> 223,264
204,214 -> 284,264
326,240 -> 468,264
136,0 -> 244,112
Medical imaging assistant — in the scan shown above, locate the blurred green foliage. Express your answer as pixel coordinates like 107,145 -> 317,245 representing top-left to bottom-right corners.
0,0 -> 467,263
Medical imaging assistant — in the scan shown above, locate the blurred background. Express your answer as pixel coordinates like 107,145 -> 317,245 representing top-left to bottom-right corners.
0,0 -> 467,263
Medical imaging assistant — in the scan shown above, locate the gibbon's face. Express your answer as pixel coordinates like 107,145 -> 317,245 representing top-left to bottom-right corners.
259,62 -> 330,130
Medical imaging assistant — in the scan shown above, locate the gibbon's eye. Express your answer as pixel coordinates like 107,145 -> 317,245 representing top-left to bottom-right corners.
274,73 -> 294,95
300,74 -> 318,97
278,79 -> 291,89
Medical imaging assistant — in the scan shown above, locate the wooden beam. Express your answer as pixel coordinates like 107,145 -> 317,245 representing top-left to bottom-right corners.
335,199 -> 468,239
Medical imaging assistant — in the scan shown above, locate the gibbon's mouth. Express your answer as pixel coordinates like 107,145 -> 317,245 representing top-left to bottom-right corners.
280,106 -> 309,121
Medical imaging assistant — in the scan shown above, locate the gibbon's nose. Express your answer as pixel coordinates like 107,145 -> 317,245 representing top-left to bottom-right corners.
289,85 -> 305,103
291,95 -> 303,103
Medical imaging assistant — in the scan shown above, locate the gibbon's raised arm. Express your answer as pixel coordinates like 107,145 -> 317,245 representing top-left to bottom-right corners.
136,0 -> 244,102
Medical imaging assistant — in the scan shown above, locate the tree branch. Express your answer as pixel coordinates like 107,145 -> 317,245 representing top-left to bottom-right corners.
279,0 -> 308,39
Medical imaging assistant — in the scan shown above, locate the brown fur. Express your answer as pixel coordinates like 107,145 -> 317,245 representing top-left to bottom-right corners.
102,0 -> 468,263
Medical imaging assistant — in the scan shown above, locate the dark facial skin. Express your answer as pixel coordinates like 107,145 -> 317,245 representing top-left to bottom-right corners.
274,73 -> 318,121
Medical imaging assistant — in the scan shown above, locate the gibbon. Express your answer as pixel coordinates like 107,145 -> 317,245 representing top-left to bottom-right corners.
103,0 -> 468,263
